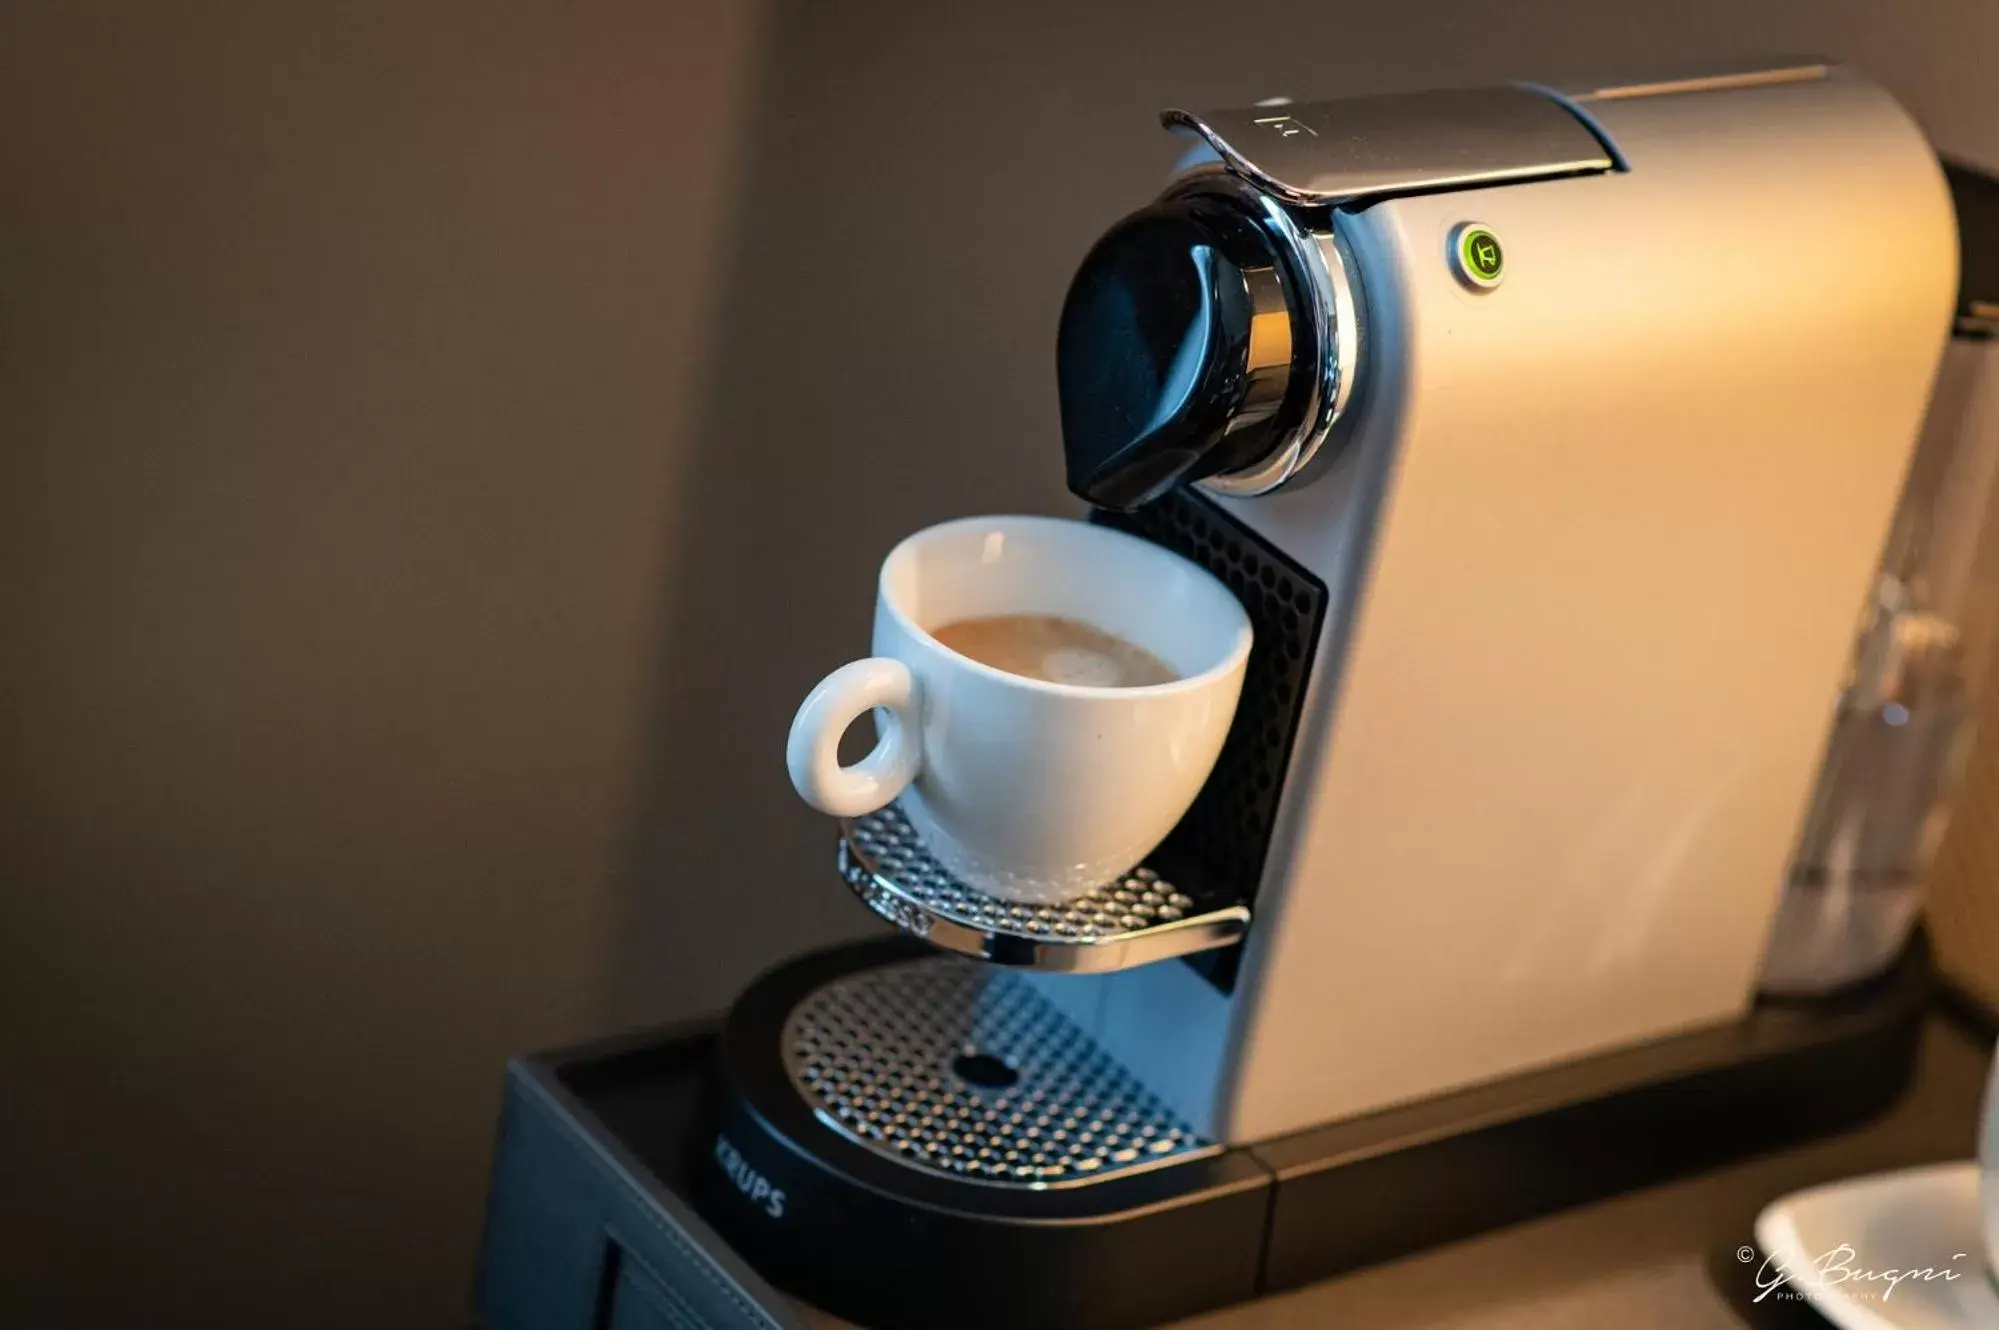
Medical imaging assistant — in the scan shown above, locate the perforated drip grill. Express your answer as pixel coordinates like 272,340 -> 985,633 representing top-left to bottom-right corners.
843,802 -> 1198,939
780,957 -> 1214,1187
1092,491 -> 1328,988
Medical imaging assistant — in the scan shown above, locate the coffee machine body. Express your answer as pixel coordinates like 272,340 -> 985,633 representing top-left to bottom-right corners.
1038,64 -> 1958,1143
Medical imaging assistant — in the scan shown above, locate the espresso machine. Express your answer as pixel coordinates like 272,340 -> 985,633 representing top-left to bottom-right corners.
478,62 -> 1999,1330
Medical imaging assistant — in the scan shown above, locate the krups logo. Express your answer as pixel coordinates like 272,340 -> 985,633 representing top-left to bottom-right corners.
1251,113 -> 1316,139
713,1134 -> 786,1219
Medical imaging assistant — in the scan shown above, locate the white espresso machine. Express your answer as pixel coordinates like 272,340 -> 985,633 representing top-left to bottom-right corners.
1038,59 -> 1957,1145
477,60 -> 1995,1330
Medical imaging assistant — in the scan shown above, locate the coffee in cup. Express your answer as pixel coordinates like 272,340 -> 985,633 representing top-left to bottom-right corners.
929,614 -> 1179,688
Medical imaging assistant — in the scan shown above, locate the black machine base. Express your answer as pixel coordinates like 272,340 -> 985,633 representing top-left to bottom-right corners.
478,935 -> 1931,1330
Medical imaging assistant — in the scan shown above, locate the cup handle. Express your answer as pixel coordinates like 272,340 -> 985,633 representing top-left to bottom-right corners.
786,658 -> 923,818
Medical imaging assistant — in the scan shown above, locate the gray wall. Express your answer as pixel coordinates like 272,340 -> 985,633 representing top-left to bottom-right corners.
3,2 -> 1996,1326
0,2 -> 763,1324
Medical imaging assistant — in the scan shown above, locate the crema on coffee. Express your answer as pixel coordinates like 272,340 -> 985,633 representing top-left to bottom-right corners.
930,614 -> 1177,688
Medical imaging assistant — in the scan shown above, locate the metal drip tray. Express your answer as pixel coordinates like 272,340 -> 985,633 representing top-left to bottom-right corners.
835,804 -> 1250,973
783,955 -> 1218,1187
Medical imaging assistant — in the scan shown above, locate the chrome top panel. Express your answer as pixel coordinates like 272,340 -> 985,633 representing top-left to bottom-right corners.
1161,86 -> 1612,208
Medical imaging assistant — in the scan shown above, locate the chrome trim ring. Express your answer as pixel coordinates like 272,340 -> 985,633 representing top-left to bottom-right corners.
1164,173 -> 1361,499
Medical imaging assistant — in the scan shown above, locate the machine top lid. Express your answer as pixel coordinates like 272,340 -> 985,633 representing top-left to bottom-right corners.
1163,85 -> 1613,208
1532,56 -> 1828,102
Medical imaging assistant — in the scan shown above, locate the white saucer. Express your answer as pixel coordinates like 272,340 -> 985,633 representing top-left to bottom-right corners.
1753,1161 -> 1997,1329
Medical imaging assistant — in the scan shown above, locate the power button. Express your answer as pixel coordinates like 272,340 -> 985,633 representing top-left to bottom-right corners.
1450,223 -> 1504,290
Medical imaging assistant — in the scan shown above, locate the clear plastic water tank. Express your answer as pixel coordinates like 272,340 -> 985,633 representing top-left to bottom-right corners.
1763,166 -> 1999,995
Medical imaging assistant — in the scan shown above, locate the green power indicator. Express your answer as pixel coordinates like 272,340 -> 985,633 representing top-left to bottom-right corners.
1454,224 -> 1504,289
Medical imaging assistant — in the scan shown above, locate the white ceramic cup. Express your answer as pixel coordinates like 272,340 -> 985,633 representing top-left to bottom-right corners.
786,515 -> 1251,904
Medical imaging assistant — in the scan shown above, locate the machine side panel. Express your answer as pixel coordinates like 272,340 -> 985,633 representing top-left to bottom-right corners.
1212,70 -> 1956,1142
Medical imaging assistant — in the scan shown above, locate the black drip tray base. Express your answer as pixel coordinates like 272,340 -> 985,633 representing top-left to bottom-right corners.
476,935 -> 1932,1330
